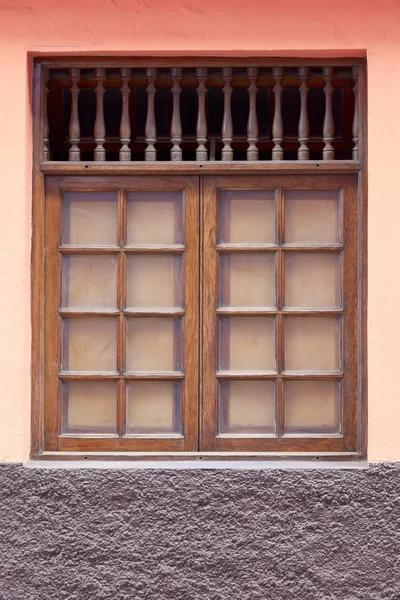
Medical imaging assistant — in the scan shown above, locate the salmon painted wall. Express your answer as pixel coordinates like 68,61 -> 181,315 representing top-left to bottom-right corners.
0,0 -> 399,462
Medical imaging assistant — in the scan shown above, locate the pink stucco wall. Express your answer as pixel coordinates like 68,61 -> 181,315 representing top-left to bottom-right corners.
0,0 -> 399,462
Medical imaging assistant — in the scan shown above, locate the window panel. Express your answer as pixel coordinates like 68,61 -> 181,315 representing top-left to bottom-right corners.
284,380 -> 340,434
219,380 -> 276,434
126,381 -> 182,434
126,318 -> 182,372
62,255 -> 118,309
62,318 -> 117,372
62,192 -> 118,246
127,192 -> 183,245
219,253 -> 276,308
284,253 -> 341,309
219,190 -> 276,244
62,381 -> 117,434
284,316 -> 340,372
126,254 -> 182,309
219,316 -> 276,372
284,190 -> 340,245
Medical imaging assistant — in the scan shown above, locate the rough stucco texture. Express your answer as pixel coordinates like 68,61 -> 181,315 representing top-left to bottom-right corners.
0,464 -> 399,599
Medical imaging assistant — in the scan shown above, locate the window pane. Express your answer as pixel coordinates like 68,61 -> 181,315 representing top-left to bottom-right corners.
219,317 -> 276,371
62,192 -> 118,246
126,255 -> 182,308
62,318 -> 117,372
219,380 -> 275,433
284,380 -> 340,433
62,255 -> 118,309
285,190 -> 340,244
127,192 -> 183,245
284,253 -> 341,308
284,317 -> 340,372
126,318 -> 181,372
219,253 -> 276,308
62,381 -> 117,434
219,190 -> 276,244
126,381 -> 182,434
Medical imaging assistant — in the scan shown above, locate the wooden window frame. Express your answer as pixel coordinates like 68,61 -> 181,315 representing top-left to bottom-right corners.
31,57 -> 367,462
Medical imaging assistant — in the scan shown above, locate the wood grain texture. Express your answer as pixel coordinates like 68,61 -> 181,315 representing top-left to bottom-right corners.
68,68 -> 81,161
145,68 -> 157,161
94,68 -> 106,161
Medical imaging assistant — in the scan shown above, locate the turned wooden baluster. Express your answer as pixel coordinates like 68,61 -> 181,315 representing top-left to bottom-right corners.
170,68 -> 182,161
272,67 -> 284,161
69,68 -> 81,161
43,69 -> 50,161
298,67 -> 310,160
247,67 -> 259,161
94,68 -> 106,161
221,67 -> 233,161
323,67 -> 335,160
196,67 -> 208,161
145,68 -> 157,161
352,66 -> 359,160
119,68 -> 131,161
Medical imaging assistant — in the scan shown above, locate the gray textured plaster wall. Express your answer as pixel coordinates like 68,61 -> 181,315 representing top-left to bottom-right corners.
0,463 -> 400,600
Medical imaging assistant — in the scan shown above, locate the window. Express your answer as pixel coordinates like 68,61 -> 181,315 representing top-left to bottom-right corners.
32,58 -> 366,459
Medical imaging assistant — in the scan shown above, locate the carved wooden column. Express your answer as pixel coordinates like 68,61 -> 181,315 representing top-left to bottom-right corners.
323,67 -> 335,160
119,68 -> 131,161
145,67 -> 157,161
272,67 -> 284,161
221,67 -> 233,161
247,67 -> 259,161
352,66 -> 359,160
170,68 -> 182,161
43,69 -> 50,161
298,67 -> 310,160
196,67 -> 208,161
68,68 -> 81,161
94,68 -> 106,161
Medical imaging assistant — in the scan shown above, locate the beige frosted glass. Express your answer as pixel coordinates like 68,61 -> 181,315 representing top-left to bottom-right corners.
285,190 -> 340,244
126,318 -> 181,372
284,380 -> 340,433
62,192 -> 118,246
284,317 -> 340,372
219,190 -> 276,244
219,380 -> 276,433
220,253 -> 276,308
126,255 -> 182,308
62,255 -> 118,309
126,381 -> 181,434
127,192 -> 182,245
219,317 -> 276,372
285,253 -> 341,308
63,318 -> 117,372
62,381 -> 117,434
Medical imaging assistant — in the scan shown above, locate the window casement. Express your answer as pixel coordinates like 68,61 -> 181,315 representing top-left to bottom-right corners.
32,57 -> 366,460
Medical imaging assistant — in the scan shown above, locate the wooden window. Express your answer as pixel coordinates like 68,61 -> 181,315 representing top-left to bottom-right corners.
32,58 -> 366,460
37,172 -> 362,457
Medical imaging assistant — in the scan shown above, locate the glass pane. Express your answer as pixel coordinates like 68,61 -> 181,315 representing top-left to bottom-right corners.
284,317 -> 340,372
219,317 -> 276,372
284,380 -> 340,433
62,192 -> 118,246
126,381 -> 182,434
219,190 -> 276,244
62,318 -> 117,372
219,254 -> 276,308
219,380 -> 276,434
126,318 -> 181,372
284,253 -> 341,308
127,192 -> 183,245
126,255 -> 182,308
285,190 -> 340,244
62,381 -> 117,434
62,255 -> 118,309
